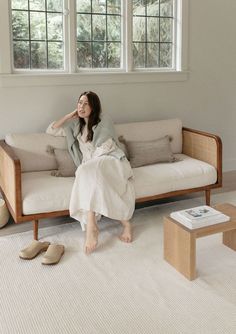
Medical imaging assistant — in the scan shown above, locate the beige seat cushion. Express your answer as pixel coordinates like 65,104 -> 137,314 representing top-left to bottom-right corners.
133,154 -> 217,199
22,171 -> 74,214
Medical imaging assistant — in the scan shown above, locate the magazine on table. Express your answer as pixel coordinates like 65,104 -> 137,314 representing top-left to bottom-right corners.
170,205 -> 230,229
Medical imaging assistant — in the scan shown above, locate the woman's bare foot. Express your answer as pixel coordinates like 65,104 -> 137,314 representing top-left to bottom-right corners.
119,220 -> 132,243
84,225 -> 99,254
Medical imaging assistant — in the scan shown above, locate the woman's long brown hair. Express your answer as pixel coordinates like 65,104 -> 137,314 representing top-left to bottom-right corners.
78,91 -> 102,141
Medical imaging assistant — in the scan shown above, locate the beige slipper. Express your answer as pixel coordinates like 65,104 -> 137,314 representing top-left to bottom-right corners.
19,240 -> 50,260
41,244 -> 65,265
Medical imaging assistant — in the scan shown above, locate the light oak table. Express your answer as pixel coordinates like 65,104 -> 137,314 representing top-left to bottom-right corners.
164,203 -> 236,280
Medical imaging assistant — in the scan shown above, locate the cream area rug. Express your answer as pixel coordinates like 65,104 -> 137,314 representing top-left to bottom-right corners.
1,192 -> 236,334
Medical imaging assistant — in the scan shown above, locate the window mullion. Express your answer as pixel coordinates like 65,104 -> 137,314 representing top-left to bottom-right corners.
176,0 -> 188,71
0,0 -> 12,73
124,0 -> 133,72
67,0 -> 76,73
45,0 -> 48,69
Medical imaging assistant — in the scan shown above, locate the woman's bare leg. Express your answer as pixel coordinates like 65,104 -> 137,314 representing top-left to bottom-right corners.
84,211 -> 99,254
119,220 -> 132,243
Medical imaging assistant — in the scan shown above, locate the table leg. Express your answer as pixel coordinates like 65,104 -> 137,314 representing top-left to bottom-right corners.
223,229 -> 236,250
164,218 -> 196,280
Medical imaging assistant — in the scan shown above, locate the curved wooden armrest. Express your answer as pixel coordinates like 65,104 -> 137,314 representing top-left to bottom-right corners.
182,127 -> 222,186
0,140 -> 22,221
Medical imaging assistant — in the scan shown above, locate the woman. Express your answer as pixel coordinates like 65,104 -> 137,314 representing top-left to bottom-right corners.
47,91 -> 135,254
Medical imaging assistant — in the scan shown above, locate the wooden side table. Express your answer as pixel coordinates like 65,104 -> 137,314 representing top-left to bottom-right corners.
164,203 -> 236,280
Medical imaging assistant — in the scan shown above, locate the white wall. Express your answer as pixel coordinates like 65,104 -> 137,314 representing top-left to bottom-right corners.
0,0 -> 236,171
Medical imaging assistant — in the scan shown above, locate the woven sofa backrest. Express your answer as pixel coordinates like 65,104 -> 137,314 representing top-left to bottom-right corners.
5,133 -> 67,172
114,118 -> 182,154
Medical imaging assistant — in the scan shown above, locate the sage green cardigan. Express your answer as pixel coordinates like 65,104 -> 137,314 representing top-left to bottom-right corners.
64,115 -> 125,166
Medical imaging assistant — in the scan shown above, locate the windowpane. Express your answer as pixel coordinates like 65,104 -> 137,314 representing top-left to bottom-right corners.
47,13 -> 63,40
133,0 -> 145,15
107,42 -> 120,67
160,43 -> 172,67
160,18 -> 172,42
147,43 -> 159,67
12,10 -> 29,40
133,42 -> 145,68
31,41 -> 47,68
77,14 -> 91,41
133,16 -> 145,42
160,0 -> 173,16
77,42 -> 92,67
107,0 -> 121,14
92,15 -> 106,41
30,12 -> 46,40
92,0 -> 106,14
12,0 -> 28,10
48,42 -> 63,69
107,16 -> 120,41
147,0 -> 159,16
13,41 -> 30,68
147,17 -> 159,42
47,0 -> 63,12
92,42 -> 107,68
29,0 -> 45,11
76,0 -> 91,12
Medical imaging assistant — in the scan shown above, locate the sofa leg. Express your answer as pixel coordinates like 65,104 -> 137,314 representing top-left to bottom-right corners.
33,220 -> 39,240
205,190 -> 211,206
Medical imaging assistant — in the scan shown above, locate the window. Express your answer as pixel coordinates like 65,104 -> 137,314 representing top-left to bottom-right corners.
11,0 -> 64,69
133,0 -> 174,68
76,0 -> 121,68
10,0 -> 185,73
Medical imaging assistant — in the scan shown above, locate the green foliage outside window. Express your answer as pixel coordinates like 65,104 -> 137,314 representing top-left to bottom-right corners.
12,0 -> 63,69
133,0 -> 173,68
11,0 -> 174,70
76,0 -> 121,68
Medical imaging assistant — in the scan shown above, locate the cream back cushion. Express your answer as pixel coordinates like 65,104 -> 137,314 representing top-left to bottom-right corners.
5,133 -> 67,172
114,118 -> 182,154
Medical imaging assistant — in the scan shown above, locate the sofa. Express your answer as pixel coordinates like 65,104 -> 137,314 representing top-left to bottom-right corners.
0,118 -> 222,240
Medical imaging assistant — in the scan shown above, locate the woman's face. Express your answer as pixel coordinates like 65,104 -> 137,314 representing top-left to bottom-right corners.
77,95 -> 92,119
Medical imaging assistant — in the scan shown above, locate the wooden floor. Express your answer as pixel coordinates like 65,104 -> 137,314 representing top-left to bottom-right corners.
1,170 -> 236,237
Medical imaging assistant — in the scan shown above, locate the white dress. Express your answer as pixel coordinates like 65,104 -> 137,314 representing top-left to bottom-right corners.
47,123 -> 135,230
69,129 -> 135,230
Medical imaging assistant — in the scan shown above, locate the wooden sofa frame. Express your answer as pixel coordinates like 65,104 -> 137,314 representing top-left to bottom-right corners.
0,127 -> 222,240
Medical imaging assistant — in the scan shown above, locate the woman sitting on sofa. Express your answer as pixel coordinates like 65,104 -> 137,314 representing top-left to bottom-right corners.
47,91 -> 135,254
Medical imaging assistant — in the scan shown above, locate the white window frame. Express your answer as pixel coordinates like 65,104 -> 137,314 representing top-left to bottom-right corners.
0,0 -> 189,87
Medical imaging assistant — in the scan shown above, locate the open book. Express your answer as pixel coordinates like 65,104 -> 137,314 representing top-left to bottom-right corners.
170,205 -> 230,229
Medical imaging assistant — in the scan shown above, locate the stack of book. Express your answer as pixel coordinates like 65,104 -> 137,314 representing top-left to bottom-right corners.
170,205 -> 230,229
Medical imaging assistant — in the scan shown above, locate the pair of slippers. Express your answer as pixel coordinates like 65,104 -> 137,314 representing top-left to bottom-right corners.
19,240 -> 64,265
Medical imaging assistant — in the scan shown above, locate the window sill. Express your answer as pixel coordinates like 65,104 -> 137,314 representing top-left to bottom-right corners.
0,70 -> 189,88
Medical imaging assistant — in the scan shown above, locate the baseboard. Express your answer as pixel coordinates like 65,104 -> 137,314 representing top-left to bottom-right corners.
223,159 -> 236,172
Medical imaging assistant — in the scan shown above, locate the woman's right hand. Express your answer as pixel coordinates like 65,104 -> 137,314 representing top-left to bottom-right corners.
65,109 -> 78,121
52,109 -> 78,129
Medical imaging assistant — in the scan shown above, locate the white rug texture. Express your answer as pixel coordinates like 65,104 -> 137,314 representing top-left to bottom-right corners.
1,191 -> 236,334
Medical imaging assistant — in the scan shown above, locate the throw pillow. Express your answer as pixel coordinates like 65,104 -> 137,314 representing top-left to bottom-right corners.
122,135 -> 176,168
46,145 -> 77,177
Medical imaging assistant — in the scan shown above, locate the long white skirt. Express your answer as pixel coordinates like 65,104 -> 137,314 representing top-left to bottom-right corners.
69,156 -> 135,230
